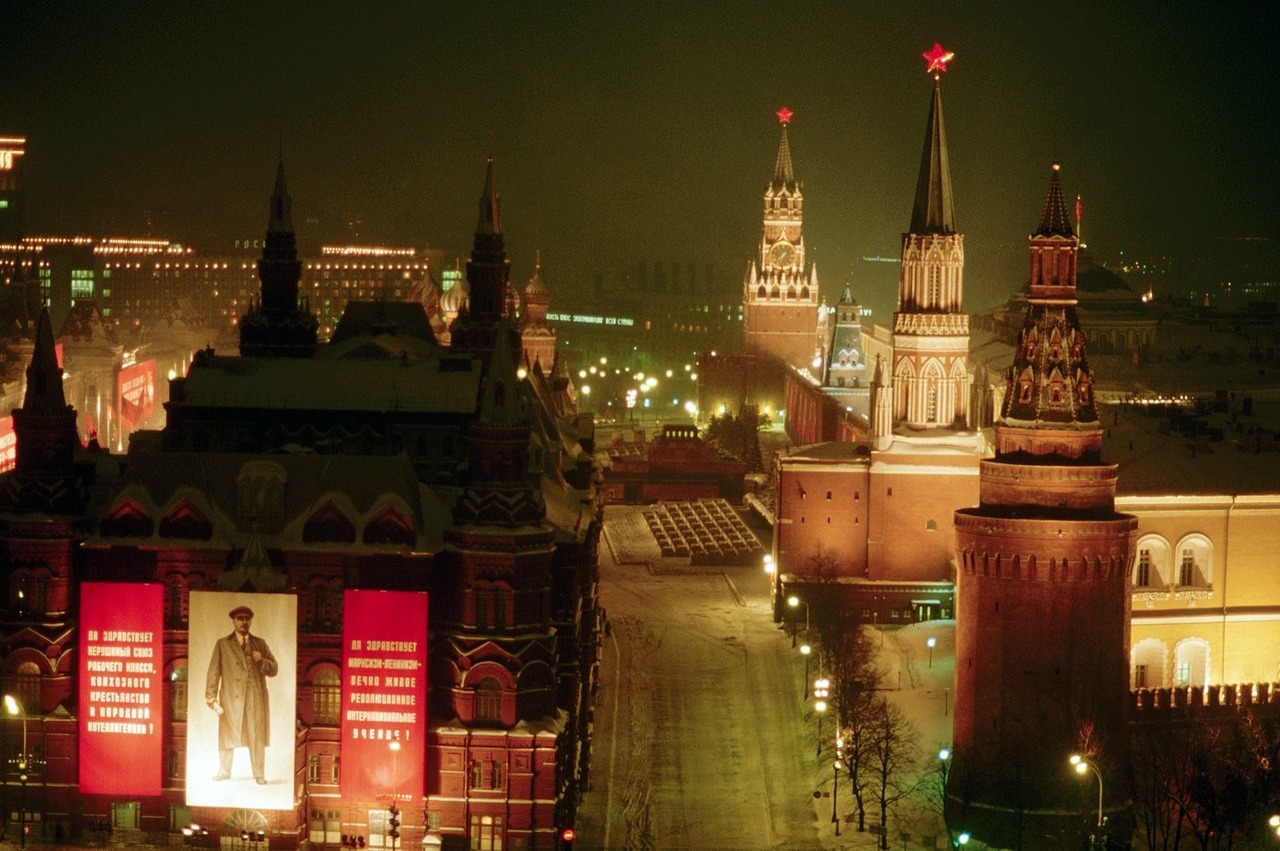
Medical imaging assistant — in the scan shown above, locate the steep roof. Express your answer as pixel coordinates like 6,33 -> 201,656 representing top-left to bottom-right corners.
909,79 -> 956,235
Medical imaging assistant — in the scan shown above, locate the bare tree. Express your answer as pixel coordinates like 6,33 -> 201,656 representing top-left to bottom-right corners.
813,617 -> 882,834
866,696 -> 922,850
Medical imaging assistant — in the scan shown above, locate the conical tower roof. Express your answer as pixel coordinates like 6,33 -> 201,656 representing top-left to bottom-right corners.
1034,162 -> 1074,237
909,78 -> 956,235
23,307 -> 68,414
476,156 -> 502,236
772,108 -> 797,191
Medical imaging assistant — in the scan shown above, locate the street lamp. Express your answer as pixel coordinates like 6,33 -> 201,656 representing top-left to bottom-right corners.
1269,813 -> 1280,840
787,595 -> 809,648
833,734 -> 844,836
799,644 -> 812,699
1069,753 -> 1106,848
4,694 -> 28,851
927,636 -> 937,668
813,678 -> 829,757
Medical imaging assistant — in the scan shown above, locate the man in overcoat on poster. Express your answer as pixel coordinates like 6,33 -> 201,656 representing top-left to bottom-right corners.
205,604 -> 279,784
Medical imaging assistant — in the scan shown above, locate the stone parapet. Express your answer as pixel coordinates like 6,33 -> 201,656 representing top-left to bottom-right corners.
977,457 -> 1118,510
955,510 -> 1138,582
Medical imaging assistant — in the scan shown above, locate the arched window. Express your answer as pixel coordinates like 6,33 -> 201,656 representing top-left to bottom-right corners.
1131,638 -> 1167,689
313,669 -> 341,725
474,678 -> 504,725
1133,535 -> 1171,587
169,665 -> 188,722
1175,535 -> 1213,587
1173,638 -> 1210,687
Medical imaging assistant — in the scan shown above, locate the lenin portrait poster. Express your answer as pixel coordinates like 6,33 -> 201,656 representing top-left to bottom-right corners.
186,590 -> 297,810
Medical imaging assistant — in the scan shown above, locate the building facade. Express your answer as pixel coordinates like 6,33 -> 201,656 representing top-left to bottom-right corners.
0,160 -> 601,851
949,163 -> 1139,849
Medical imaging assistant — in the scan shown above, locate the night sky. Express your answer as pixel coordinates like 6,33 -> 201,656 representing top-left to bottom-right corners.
3,2 -> 1276,320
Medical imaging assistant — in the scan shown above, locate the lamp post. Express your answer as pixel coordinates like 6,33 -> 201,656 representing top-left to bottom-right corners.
1269,813 -> 1280,840
813,678 -> 829,757
1069,753 -> 1106,849
927,636 -> 937,668
388,740 -> 402,851
4,694 -> 28,851
832,734 -> 845,836
799,644 -> 812,700
787,595 -> 809,648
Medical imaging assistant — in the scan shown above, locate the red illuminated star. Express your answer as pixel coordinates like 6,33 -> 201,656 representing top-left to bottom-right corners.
776,106 -> 793,126
923,43 -> 954,75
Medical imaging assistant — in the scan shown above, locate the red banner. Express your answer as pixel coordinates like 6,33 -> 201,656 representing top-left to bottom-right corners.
0,415 -> 14,474
116,359 -> 157,431
78,582 -> 163,795
340,590 -> 428,802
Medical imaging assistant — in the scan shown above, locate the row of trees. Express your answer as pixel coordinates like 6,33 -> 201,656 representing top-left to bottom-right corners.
810,607 -> 938,849
702,406 -> 765,472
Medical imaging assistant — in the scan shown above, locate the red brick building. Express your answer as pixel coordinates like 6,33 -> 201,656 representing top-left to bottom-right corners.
771,65 -> 982,624
0,159 -> 601,851
948,164 -> 1138,849
599,425 -> 745,504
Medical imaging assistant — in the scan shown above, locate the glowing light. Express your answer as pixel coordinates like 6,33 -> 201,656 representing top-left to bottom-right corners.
923,42 -> 954,75
581,385 -> 590,395
776,105 -> 793,125
517,367 -> 528,379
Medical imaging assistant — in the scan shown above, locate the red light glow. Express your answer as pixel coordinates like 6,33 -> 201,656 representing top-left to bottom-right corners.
923,43 -> 954,75
776,106 -> 793,126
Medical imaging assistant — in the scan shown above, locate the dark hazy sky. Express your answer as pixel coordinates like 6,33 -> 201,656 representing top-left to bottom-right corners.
2,2 -> 1275,319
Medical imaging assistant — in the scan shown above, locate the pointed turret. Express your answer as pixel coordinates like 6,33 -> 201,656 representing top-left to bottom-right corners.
23,307 -> 68,415
4,308 -> 88,513
824,285 -> 866,390
772,114 -> 796,191
477,156 -> 502,236
742,106 -> 820,388
1006,163 -> 1094,427
452,327 -> 544,527
891,47 -> 969,430
949,162 -> 1137,850
239,156 -> 318,357
909,78 -> 956,235
452,157 -> 514,356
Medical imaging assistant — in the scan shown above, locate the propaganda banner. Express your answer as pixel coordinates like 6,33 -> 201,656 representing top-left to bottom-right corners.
186,590 -> 297,810
0,415 -> 14,474
340,590 -> 428,802
78,582 -> 163,795
116,359 -> 157,431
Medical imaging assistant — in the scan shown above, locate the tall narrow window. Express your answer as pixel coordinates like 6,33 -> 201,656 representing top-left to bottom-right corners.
313,669 -> 341,725
1134,664 -> 1148,689
1136,550 -> 1151,587
474,678 -> 503,725
1174,661 -> 1191,687
1179,549 -> 1196,586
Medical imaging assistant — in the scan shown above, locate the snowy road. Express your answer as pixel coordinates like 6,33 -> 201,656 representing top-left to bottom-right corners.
576,509 -> 823,850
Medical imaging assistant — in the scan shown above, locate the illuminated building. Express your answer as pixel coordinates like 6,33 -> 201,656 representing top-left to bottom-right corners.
0,136 -> 26,243
949,163 -> 1138,848
519,253 -> 556,375
741,106 -> 821,382
0,159 -> 601,850
771,47 -> 981,624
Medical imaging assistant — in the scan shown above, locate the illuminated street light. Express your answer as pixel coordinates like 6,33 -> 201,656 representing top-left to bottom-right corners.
813,678 -> 829,756
786,595 -> 809,647
1070,753 -> 1106,848
927,636 -> 937,668
762,554 -> 775,575
4,694 -> 28,851
1269,813 -> 1280,839
799,644 -> 811,699
581,385 -> 591,396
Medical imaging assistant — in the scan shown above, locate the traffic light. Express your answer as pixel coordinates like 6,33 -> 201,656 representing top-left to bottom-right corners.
387,803 -> 400,843
559,827 -> 576,850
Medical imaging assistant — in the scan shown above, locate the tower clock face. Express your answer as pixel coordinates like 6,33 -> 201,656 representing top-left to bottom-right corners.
768,240 -> 796,268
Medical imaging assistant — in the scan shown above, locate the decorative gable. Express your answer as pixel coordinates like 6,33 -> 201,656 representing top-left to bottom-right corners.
100,497 -> 154,538
362,501 -> 415,546
159,497 -> 213,540
302,500 -> 356,544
